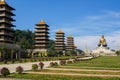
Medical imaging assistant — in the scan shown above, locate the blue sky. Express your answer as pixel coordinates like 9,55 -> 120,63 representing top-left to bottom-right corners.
6,0 -> 120,50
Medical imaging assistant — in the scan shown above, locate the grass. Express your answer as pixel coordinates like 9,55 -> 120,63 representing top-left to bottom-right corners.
36,69 -> 120,75
0,73 -> 119,80
59,66 -> 120,70
63,56 -> 120,70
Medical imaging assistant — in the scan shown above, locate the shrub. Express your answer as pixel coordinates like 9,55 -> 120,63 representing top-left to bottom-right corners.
50,62 -> 54,66
50,62 -> 58,67
60,60 -> 66,65
54,62 -> 58,66
39,62 -> 44,70
67,60 -> 73,64
0,67 -> 10,77
16,66 -> 23,74
32,64 -> 38,71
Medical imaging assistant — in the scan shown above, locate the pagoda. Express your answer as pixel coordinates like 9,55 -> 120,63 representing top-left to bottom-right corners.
66,35 -> 74,51
0,0 -> 21,61
55,30 -> 65,52
0,0 -> 15,43
34,19 -> 49,54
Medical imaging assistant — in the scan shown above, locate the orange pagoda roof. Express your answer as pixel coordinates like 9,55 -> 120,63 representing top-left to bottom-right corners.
0,0 -> 15,10
67,35 -> 73,38
56,29 -> 64,33
38,19 -> 46,24
0,0 -> 6,5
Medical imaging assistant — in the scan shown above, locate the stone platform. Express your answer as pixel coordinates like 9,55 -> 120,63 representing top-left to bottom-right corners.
92,46 -> 116,56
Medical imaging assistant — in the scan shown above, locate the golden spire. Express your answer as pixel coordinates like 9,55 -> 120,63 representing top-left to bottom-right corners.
1,0 -> 5,1
0,0 -> 6,4
38,19 -> 46,24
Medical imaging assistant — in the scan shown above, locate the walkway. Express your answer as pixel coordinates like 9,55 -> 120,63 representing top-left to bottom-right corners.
0,57 -> 93,73
0,61 -> 59,73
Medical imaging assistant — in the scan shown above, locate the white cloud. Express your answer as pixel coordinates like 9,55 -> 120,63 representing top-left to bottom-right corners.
74,30 -> 120,51
51,10 -> 120,37
51,10 -> 120,51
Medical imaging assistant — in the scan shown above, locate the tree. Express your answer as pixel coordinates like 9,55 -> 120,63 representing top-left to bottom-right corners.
14,29 -> 34,50
47,40 -> 57,57
14,29 -> 34,58
0,43 -> 7,62
116,51 -> 120,56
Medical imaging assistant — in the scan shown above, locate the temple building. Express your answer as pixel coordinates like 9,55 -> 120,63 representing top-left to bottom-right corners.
92,35 -> 116,56
66,35 -> 74,51
0,0 -> 15,43
34,19 -> 49,56
55,30 -> 65,52
0,0 -> 20,61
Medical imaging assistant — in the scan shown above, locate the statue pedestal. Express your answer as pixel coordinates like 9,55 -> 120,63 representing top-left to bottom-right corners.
92,46 -> 116,56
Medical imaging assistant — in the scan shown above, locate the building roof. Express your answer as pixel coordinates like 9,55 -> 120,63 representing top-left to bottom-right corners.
0,0 -> 15,10
56,29 -> 64,33
38,19 -> 46,25
67,35 -> 73,38
0,0 -> 6,5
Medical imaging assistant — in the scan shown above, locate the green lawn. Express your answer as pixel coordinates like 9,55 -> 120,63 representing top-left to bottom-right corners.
63,56 -> 120,70
36,69 -> 120,75
2,73 -> 119,80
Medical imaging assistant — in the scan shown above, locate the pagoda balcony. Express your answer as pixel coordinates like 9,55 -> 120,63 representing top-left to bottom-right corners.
35,32 -> 49,34
0,38 -> 13,43
35,30 -> 48,32
55,45 -> 65,47
0,7 -> 6,11
55,41 -> 64,44
35,41 -> 48,43
56,38 -> 64,39
67,43 -> 74,45
0,25 -> 13,30
0,13 -> 12,18
0,7 -> 14,12
35,33 -> 48,36
56,35 -> 65,37
0,32 -> 13,37
0,19 -> 12,24
35,37 -> 48,39
55,47 -> 65,48
36,26 -> 48,29
35,44 -> 47,46
55,40 -> 64,41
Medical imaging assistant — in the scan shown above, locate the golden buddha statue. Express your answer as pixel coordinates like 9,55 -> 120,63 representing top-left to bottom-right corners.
98,35 -> 107,47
